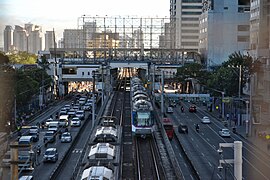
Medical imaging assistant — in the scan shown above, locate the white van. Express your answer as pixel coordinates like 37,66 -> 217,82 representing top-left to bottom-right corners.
59,115 -> 69,127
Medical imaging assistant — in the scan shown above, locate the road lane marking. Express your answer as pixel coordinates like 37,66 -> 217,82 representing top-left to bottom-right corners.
217,174 -> 222,179
206,138 -> 210,141
191,137 -> 194,141
208,162 -> 212,167
201,153 -> 205,157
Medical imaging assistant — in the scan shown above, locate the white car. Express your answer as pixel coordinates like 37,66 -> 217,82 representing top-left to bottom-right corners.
219,128 -> 231,137
61,132 -> 72,143
75,110 -> 85,120
71,117 -> 81,127
201,116 -> 211,124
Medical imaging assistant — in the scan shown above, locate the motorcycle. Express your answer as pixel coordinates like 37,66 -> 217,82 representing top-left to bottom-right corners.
195,124 -> 200,132
181,106 -> 184,113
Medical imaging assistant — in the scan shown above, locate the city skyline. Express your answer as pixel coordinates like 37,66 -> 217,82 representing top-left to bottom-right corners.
0,0 -> 170,48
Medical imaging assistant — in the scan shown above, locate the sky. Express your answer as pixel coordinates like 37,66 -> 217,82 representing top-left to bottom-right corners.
0,0 -> 170,48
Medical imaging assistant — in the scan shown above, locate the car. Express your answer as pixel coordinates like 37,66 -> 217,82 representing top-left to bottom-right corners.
59,108 -> 68,116
169,100 -> 177,107
43,148 -> 58,162
43,131 -> 56,143
67,109 -> 76,117
219,128 -> 231,137
30,125 -> 39,133
71,117 -> 81,127
189,105 -> 197,112
178,123 -> 188,134
166,106 -> 174,113
61,132 -> 72,143
64,104 -> 71,111
82,103 -> 92,111
45,118 -> 54,127
28,131 -> 39,142
201,116 -> 211,124
75,110 -> 85,120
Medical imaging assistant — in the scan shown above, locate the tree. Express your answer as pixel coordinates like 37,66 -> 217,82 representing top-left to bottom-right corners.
7,51 -> 37,64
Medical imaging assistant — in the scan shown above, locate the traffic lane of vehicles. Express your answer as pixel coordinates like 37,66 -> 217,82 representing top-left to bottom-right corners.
32,124 -> 81,179
188,104 -> 270,179
168,111 -> 223,179
170,107 -> 236,178
54,110 -> 95,179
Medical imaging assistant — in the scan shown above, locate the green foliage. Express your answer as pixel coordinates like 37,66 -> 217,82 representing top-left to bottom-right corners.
15,68 -> 52,107
206,51 -> 253,96
7,51 -> 37,64
176,63 -> 210,84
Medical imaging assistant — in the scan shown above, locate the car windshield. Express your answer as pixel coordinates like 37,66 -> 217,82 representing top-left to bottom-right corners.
45,132 -> 54,136
223,129 -> 229,133
45,150 -> 56,155
62,133 -> 70,137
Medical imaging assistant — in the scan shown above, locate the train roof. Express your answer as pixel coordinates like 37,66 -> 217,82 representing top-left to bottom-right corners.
132,94 -> 148,102
81,166 -> 114,180
133,99 -> 153,111
88,143 -> 115,160
95,126 -> 117,137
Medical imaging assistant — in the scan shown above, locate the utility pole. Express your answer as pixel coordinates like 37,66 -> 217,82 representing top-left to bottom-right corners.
161,71 -> 164,119
92,70 -> 96,130
218,141 -> 242,180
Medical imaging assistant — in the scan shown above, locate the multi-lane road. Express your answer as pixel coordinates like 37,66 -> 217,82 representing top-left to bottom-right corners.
168,101 -> 270,180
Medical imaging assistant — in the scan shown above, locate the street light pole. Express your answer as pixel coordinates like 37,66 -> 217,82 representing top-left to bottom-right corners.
245,100 -> 249,136
238,65 -> 242,98
92,70 -> 96,130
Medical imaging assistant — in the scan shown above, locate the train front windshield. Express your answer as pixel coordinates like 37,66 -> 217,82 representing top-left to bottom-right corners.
136,112 -> 152,127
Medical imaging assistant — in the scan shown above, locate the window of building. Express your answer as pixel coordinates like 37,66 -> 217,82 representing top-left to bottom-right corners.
182,24 -> 199,27
82,72 -> 84,76
88,72 -> 90,75
182,5 -> 203,9
182,30 -> 199,33
182,17 -> 199,21
182,0 -> 201,2
238,25 -> 250,31
182,42 -> 198,46
182,11 -> 202,15
62,68 -> 77,74
237,36 -> 250,42
224,7 -> 228,10
182,36 -> 199,39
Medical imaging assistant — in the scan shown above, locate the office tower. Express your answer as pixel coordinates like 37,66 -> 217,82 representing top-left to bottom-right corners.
250,0 -> 269,58
4,25 -> 13,52
28,25 -> 43,54
199,0 -> 250,66
13,25 -> 27,52
45,31 -> 55,51
63,29 -> 83,48
170,0 -> 202,51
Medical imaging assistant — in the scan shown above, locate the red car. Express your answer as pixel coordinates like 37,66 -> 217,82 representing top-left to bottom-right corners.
189,105 -> 197,112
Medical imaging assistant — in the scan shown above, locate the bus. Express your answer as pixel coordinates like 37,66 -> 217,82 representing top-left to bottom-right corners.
162,118 -> 174,140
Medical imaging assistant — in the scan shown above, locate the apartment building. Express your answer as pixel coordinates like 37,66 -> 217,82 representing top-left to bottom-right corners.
45,31 -> 55,51
13,25 -> 28,52
3,25 -> 13,52
28,25 -> 42,54
170,0 -> 202,51
199,0 -> 250,66
63,29 -> 83,49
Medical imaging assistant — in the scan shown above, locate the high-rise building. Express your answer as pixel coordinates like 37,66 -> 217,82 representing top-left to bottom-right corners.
199,0 -> 250,66
13,25 -> 27,52
28,25 -> 43,54
250,0 -> 269,58
63,29 -> 83,48
170,0 -> 202,51
45,31 -> 55,51
4,25 -> 13,52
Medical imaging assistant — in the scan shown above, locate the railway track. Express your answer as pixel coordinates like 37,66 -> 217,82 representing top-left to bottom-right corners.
135,136 -> 164,180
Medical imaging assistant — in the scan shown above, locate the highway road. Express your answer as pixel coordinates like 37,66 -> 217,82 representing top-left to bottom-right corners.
168,101 -> 270,180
